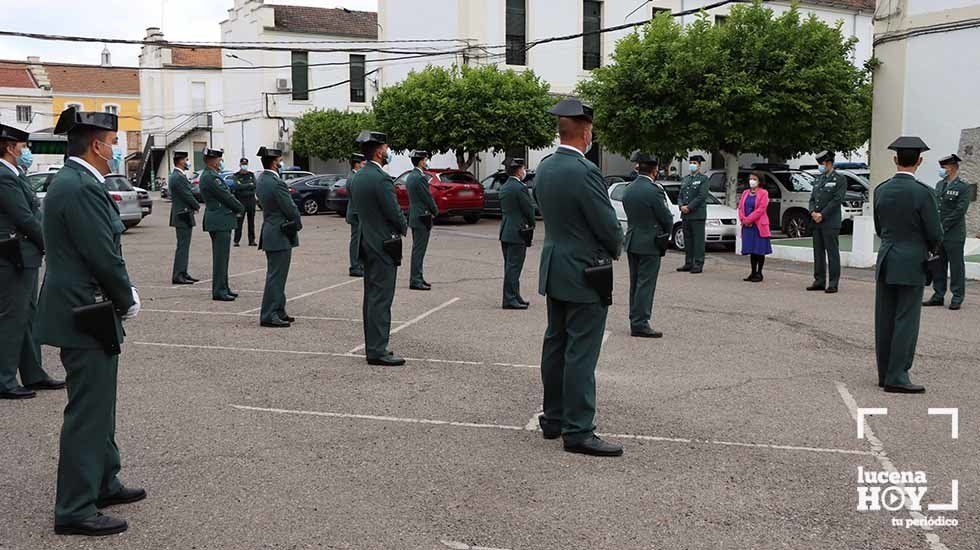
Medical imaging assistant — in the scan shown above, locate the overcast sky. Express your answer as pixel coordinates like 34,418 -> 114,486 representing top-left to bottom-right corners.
0,0 -> 378,67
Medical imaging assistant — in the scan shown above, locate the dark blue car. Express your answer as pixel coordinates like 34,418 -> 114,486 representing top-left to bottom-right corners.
288,174 -> 345,216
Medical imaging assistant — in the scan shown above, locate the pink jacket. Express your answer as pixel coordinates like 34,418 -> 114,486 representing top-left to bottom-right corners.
739,188 -> 771,238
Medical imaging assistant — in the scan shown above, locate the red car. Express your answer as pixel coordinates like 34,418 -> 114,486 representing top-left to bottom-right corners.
393,169 -> 484,224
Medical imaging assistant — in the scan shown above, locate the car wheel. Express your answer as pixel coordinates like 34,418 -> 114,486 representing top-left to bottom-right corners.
302,198 -> 319,216
463,214 -> 480,224
671,224 -> 685,251
783,211 -> 810,239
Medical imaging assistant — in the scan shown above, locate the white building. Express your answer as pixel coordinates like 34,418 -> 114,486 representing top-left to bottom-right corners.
139,28 -> 225,187
378,0 -> 875,177
220,0 -> 379,173
0,60 -> 53,134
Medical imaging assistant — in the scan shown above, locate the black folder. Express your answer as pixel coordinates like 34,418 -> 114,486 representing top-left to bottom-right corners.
519,226 -> 534,248
383,235 -> 403,266
177,209 -> 193,225
420,213 -> 433,230
72,301 -> 121,356
584,259 -> 613,306
924,252 -> 944,287
0,236 -> 24,271
281,221 -> 299,239
655,233 -> 671,257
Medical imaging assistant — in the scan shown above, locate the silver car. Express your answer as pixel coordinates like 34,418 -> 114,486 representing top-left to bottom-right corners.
103,174 -> 143,229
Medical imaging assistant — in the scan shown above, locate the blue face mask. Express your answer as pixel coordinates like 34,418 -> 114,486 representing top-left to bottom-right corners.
817,165 -> 827,174
939,168 -> 949,179
689,163 -> 698,174
17,147 -> 33,170
219,161 -> 225,171
384,148 -> 394,166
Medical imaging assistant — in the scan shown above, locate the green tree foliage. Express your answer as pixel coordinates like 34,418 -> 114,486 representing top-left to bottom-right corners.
292,109 -> 376,162
373,64 -> 556,170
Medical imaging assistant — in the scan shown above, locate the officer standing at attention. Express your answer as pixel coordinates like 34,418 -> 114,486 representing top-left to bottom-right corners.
924,154 -> 972,310
232,157 -> 258,248
169,151 -> 200,285
0,124 -> 64,400
623,152 -> 674,338
535,98 -> 624,457
407,150 -> 438,291
346,153 -> 366,277
256,147 -> 302,328
874,136 -> 943,394
349,131 -> 408,366
499,158 -> 535,310
199,148 -> 244,302
37,108 -> 144,536
677,155 -> 709,274
807,151 -> 848,293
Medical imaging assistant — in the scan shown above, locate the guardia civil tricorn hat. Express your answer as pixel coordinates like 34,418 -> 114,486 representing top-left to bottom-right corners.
887,136 -> 930,154
54,106 -> 118,134
939,154 -> 962,166
355,131 -> 387,145
547,98 -> 593,122
257,146 -> 283,157
0,124 -> 30,142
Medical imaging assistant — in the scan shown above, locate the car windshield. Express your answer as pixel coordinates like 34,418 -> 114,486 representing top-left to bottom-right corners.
775,171 -> 814,192
436,172 -> 477,184
104,176 -> 134,192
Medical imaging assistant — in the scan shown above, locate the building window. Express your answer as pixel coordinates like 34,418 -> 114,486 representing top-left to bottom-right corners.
16,105 -> 32,123
350,54 -> 366,103
291,51 -> 309,101
104,104 -> 119,115
715,14 -> 729,26
506,0 -> 527,66
583,1 -> 602,70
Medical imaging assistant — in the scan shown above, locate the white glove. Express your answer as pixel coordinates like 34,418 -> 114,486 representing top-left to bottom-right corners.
123,287 -> 141,321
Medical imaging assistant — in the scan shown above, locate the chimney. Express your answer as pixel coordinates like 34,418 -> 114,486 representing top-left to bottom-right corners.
25,56 -> 51,90
145,27 -> 165,42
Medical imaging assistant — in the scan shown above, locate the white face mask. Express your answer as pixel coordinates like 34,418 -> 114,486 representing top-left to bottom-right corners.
817,165 -> 828,174
939,168 -> 949,179
749,179 -> 759,189
689,163 -> 698,174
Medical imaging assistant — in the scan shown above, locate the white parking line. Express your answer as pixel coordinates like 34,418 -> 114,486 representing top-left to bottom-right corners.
441,540 -> 512,550
347,297 -> 461,354
141,285 -> 264,294
231,404 -> 876,457
524,411 -> 543,431
835,382 -> 950,550
140,309 -> 370,324
238,278 -> 361,315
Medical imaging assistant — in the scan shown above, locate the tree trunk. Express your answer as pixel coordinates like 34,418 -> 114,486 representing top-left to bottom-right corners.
723,150 -> 740,208
456,150 -> 477,171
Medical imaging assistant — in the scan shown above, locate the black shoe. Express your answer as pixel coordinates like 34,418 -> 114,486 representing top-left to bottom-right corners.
172,275 -> 194,285
563,435 -> 624,457
281,314 -> 296,323
25,378 -> 66,391
806,283 -> 826,291
884,384 -> 925,394
751,273 -> 764,283
542,430 -> 561,440
227,291 -> 239,298
96,486 -> 146,508
183,273 -> 200,283
923,297 -> 944,307
631,328 -> 663,338
349,270 -> 364,278
690,267 -> 703,274
677,265 -> 692,272
949,302 -> 962,311
213,295 -> 236,302
234,242 -> 240,247
503,303 -> 529,310
0,386 -> 36,400
743,274 -> 756,282
410,283 -> 431,291
260,319 -> 291,328
518,298 -> 530,306
367,354 -> 406,366
825,287 -> 839,294
55,513 -> 128,537
249,242 -> 258,247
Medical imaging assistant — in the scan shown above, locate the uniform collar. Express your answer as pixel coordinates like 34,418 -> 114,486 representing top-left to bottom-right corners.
174,166 -> 187,176
68,156 -> 106,183
636,174 -> 655,184
369,160 -> 385,170
0,158 -> 18,177
895,171 -> 917,178
557,144 -> 585,157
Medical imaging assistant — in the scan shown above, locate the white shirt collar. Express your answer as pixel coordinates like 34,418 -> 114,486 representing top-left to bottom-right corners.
414,167 -> 424,174
370,161 -> 385,170
636,174 -> 654,183
896,171 -> 917,178
0,158 -> 18,176
69,156 -> 106,183
557,144 -> 585,157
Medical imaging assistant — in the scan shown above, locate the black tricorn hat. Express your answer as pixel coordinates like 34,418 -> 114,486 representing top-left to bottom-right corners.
547,98 -> 593,122
689,155 -> 706,163
815,150 -> 836,163
240,157 -> 249,164
202,147 -> 224,158
410,150 -> 430,159
355,130 -> 387,145
631,151 -> 659,164
887,136 -> 930,153
0,124 -> 30,142
939,154 -> 962,166
504,157 -> 526,168
54,106 -> 118,135
173,151 -> 189,161
350,153 -> 366,162
257,146 -> 283,158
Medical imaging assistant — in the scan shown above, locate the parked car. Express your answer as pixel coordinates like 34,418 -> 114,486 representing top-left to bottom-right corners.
326,177 -> 352,216
104,174 -> 143,229
707,164 -> 822,238
802,168 -> 870,231
287,174 -> 344,216
607,179 -> 739,251
481,170 -> 539,217
282,170 -> 314,182
26,171 -> 54,204
393,169 -> 484,224
134,186 -> 153,218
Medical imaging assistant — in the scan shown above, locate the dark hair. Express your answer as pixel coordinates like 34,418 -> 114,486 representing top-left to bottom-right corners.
557,117 -> 589,141
638,161 -> 658,175
260,156 -> 278,169
411,156 -> 426,168
506,164 -> 524,177
350,159 -> 362,169
896,150 -> 921,167
66,127 -> 108,157
750,171 -> 766,189
361,142 -> 383,160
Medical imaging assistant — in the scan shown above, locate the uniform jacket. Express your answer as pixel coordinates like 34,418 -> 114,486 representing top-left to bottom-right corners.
535,147 -> 623,303
407,168 -> 438,229
36,159 -> 135,349
256,170 -> 302,252
349,161 -> 407,265
345,170 -> 358,224
874,173 -> 944,287
623,175 -> 674,256
738,188 -> 771,238
231,171 -> 257,205
935,176 -> 972,243
809,171 -> 847,230
0,160 -> 44,268
200,168 -> 244,232
499,176 -> 536,244
678,173 -> 710,220
168,168 -> 199,228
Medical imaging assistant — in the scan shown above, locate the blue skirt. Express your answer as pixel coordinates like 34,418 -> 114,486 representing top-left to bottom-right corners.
741,225 -> 772,255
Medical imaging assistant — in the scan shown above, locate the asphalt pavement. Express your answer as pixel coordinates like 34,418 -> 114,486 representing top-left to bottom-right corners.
1,197 -> 977,550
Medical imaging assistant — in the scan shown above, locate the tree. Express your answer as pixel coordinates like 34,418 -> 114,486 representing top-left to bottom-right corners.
578,1 -> 873,206
292,109 -> 376,162
373,64 -> 556,170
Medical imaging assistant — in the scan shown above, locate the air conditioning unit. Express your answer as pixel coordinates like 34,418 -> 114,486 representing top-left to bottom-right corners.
276,78 -> 290,91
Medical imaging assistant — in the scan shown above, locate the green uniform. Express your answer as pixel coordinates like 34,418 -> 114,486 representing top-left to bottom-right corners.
623,175 -> 674,332
0,160 -> 48,392
930,176 -> 972,306
35,159 -> 136,526
873,173 -> 943,386
232,170 -> 257,245
809,170 -> 848,289
345,172 -> 363,275
499,175 -> 536,307
535,147 -> 623,442
168,168 -> 199,281
256,170 -> 301,323
406,168 -> 438,287
349,162 -> 407,359
678,172 -> 709,269
200,167 -> 244,299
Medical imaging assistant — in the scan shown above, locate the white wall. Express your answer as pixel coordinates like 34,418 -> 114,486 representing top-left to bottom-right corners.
907,0 -> 979,15
0,89 -> 52,133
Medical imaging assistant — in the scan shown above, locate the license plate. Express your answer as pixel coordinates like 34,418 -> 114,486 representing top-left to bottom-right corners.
141,207 -> 150,213
458,191 -> 474,198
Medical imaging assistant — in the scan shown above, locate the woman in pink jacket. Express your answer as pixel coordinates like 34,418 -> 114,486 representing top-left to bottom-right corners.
739,172 -> 772,282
